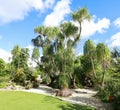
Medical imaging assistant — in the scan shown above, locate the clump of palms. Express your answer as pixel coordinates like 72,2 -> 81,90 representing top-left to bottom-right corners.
31,7 -> 91,96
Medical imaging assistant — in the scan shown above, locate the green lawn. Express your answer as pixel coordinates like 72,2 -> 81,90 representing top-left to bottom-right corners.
0,91 -> 95,110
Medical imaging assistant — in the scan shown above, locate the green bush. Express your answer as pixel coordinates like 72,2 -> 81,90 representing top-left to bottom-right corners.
32,80 -> 40,88
113,92 -> 120,110
0,74 -> 10,88
97,86 -> 110,102
24,80 -> 32,89
13,68 -> 26,85
42,76 -> 51,85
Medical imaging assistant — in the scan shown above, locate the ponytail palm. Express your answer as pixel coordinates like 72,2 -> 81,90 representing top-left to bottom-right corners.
72,7 -> 91,45
84,40 -> 97,79
96,43 -> 111,86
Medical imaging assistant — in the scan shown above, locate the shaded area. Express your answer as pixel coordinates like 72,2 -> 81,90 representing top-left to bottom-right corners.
68,96 -> 113,110
59,104 -> 95,110
43,95 -> 95,110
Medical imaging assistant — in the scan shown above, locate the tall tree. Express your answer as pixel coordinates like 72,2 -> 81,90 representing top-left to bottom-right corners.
96,43 -> 111,86
31,7 -> 91,95
11,45 -> 30,84
83,40 -> 97,80
72,7 -> 91,45
32,26 -> 60,86
11,45 -> 21,69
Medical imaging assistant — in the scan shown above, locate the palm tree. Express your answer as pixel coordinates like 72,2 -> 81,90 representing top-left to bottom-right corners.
72,7 -> 91,45
96,43 -> 111,87
32,26 -> 60,86
31,7 -> 91,95
58,22 -> 79,89
83,40 -> 97,80
11,45 -> 21,69
111,47 -> 120,60
11,45 -> 30,84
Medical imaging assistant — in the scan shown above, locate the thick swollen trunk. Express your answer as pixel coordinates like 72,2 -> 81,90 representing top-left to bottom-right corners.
56,88 -> 72,97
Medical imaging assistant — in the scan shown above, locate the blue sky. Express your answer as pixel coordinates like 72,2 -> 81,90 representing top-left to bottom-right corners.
0,0 -> 120,62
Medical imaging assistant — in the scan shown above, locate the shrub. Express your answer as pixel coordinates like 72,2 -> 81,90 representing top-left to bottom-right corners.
0,74 -> 10,88
24,80 -> 32,89
42,76 -> 51,85
113,91 -> 120,110
32,77 -> 41,88
13,68 -> 26,85
97,86 -> 110,102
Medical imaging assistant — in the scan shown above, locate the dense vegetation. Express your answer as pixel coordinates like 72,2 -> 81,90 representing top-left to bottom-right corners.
0,7 -> 120,110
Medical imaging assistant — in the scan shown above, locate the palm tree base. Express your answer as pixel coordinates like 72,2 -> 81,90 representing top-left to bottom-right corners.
56,88 -> 72,97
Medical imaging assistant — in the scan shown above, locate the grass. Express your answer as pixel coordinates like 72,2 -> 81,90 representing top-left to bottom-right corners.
0,91 -> 95,110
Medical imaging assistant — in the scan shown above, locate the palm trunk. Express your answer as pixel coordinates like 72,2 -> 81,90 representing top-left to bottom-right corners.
101,69 -> 105,87
72,22 -> 81,46
90,57 -> 97,79
73,76 -> 77,89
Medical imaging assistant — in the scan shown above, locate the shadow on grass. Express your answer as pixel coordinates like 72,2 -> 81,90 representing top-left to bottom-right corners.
59,103 -> 95,110
43,95 -> 95,110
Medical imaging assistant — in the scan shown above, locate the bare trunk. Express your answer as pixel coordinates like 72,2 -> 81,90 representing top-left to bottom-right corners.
73,76 -> 77,89
90,57 -> 97,79
101,69 -> 105,87
72,22 -> 81,46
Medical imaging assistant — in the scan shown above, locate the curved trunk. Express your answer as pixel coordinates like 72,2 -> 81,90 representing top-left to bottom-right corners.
72,22 -> 81,46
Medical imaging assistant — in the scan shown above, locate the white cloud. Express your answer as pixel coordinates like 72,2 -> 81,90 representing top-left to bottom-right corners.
0,48 -> 12,62
44,0 -> 71,26
108,32 -> 120,48
26,45 -> 34,55
26,45 -> 38,67
81,17 -> 110,38
44,0 -> 55,9
26,45 -> 34,51
0,0 -> 55,24
114,17 -> 120,28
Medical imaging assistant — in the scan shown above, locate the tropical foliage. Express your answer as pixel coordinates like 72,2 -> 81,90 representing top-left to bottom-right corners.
0,7 -> 119,110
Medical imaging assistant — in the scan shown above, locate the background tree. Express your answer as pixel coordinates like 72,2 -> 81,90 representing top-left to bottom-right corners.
96,43 -> 111,87
32,26 -> 60,86
11,45 -> 30,84
0,58 -> 6,75
83,40 -> 97,80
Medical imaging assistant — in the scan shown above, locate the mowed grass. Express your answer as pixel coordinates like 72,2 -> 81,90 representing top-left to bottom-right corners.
0,91 -> 95,110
